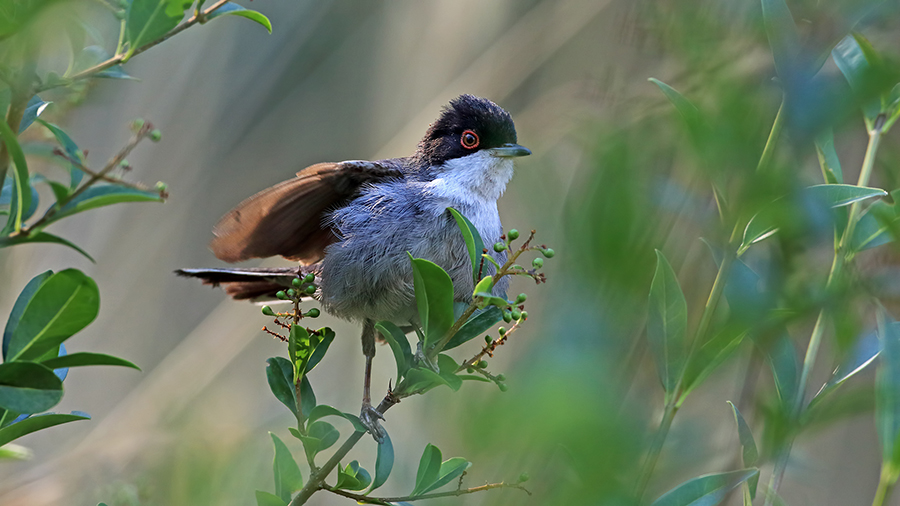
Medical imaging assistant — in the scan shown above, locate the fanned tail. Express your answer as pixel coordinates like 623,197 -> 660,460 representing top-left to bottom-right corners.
175,265 -> 319,301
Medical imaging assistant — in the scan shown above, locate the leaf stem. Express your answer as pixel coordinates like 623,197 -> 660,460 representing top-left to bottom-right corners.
320,480 -> 530,504
872,465 -> 896,506
35,0 -> 232,92
764,114 -> 886,506
756,96 -> 785,173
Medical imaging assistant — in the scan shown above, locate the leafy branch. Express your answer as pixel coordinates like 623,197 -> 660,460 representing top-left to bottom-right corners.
320,480 -> 531,504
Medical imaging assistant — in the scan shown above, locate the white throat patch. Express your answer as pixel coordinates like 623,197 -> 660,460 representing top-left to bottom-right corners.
425,151 -> 515,205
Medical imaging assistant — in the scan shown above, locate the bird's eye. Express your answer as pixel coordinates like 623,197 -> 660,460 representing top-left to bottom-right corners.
460,130 -> 479,149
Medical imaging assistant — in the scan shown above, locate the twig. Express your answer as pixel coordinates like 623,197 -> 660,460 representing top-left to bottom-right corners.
52,148 -> 163,195
15,123 -> 154,235
35,0 -> 232,92
456,318 -> 523,373
320,481 -> 531,504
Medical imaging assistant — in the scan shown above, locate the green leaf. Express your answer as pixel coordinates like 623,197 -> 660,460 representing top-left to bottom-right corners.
648,78 -> 701,127
0,117 -> 30,234
812,329 -> 880,406
761,0 -> 800,79
727,402 -> 759,499
448,207 -> 485,282
0,443 -> 31,460
298,420 -> 339,463
368,430 -> 394,493
805,184 -> 886,208
126,0 -> 193,52
254,491 -> 287,506
19,95 -> 51,133
3,270 -> 52,360
270,432 -> 303,503
444,306 -> 503,350
6,269 -> 100,362
815,129 -> 843,184
32,174 -> 72,205
876,306 -> 900,467
0,232 -> 96,262
206,2 -> 272,33
0,412 -> 90,447
402,367 -> 451,394
651,468 -> 759,506
422,457 -> 471,494
0,362 -> 63,414
680,325 -> 747,402
375,321 -> 412,380
34,119 -> 82,187
40,352 -> 140,371
740,201 -> 782,254
647,250 -> 687,403
437,354 -> 462,391
305,328 -> 334,373
288,324 -> 313,383
335,460 -> 372,491
766,331 -> 799,408
36,185 -> 164,230
306,404 -> 366,433
266,357 -> 297,417
833,34 -> 882,123
851,200 -> 900,252
299,375 -> 315,421
411,444 -> 443,496
75,46 -> 136,81
409,255 -> 455,348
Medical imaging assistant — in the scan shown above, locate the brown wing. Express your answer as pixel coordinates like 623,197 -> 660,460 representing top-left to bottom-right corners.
209,160 -> 403,264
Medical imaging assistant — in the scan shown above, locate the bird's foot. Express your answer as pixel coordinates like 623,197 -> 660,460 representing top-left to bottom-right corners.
414,341 -> 440,372
360,401 -> 386,443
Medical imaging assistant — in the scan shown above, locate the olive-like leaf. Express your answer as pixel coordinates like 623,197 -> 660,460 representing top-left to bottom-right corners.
448,207 -> 485,282
270,432 -> 303,502
335,460 -> 372,491
812,329 -> 880,406
422,457 -> 471,494
411,444 -> 443,496
265,357 -> 296,417
126,0 -> 193,51
815,129 -> 843,184
369,430 -> 394,492
0,118 -> 30,234
0,362 -> 63,414
3,270 -> 52,360
254,491 -> 286,506
40,352 -> 140,371
375,321 -> 412,380
651,468 -> 760,506
0,232 -> 95,262
444,306 -> 503,350
805,184 -> 886,208
648,78 -> 701,127
761,0 -> 800,80
766,331 -> 800,409
37,185 -> 164,230
0,412 -> 90,447
409,255 -> 455,348
34,119 -> 82,188
647,250 -> 687,403
5,269 -> 100,362
305,328 -> 334,373
206,2 -> 272,33
727,401 -> 759,499
876,306 -> 900,467
19,95 -> 51,133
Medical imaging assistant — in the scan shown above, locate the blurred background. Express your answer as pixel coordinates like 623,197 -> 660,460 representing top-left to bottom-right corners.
2,0 -> 900,504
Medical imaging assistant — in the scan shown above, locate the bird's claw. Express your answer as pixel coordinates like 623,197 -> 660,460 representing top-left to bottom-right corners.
360,401 -> 386,443
414,341 -> 440,372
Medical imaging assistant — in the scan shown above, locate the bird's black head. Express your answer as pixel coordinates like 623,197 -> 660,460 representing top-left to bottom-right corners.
415,94 -> 529,167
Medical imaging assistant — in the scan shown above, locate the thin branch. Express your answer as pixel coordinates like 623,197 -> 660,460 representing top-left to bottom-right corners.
320,481 -> 531,504
15,123 -> 154,235
36,0 -> 232,92
52,148 -> 162,195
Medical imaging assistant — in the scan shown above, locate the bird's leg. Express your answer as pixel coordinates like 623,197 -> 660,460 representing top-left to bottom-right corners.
359,319 -> 386,443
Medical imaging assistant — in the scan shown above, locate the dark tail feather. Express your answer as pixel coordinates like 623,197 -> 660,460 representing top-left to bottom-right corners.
175,266 -> 318,301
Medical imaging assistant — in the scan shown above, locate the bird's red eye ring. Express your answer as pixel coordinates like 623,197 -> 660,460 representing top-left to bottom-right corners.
461,130 -> 479,149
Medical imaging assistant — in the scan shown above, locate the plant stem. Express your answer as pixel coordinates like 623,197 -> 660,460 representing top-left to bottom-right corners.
635,402 -> 678,501
756,97 -> 785,173
321,480 -> 530,504
289,394 -> 399,506
35,0 -> 232,92
764,115 -> 885,506
872,466 -> 896,506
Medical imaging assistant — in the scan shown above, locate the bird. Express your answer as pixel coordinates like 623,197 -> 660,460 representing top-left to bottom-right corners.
177,94 -> 530,441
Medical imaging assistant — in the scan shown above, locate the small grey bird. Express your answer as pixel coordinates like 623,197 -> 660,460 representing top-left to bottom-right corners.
177,94 -> 530,441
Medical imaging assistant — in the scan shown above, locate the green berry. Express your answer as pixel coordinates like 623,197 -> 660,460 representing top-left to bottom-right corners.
275,290 -> 287,300
515,293 -> 527,304
498,383 -> 508,392
497,374 -> 506,381
518,472 -> 529,483
304,273 -> 315,283
114,9 -> 125,19
150,129 -> 162,142
485,335 -> 492,343
532,257 -> 544,269
542,248 -> 555,258
493,242 -> 506,252
508,229 -> 519,240
286,288 -> 296,298
305,285 -> 316,295
521,310 -> 528,319
292,278 -> 302,288
502,311 -> 513,323
261,305 -> 275,316
155,181 -> 167,193
511,309 -> 522,320
466,367 -> 474,373
306,308 -> 321,318
477,360 -> 488,369
498,326 -> 507,336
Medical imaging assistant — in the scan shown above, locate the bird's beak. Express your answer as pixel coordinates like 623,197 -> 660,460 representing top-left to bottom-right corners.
488,143 -> 531,158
